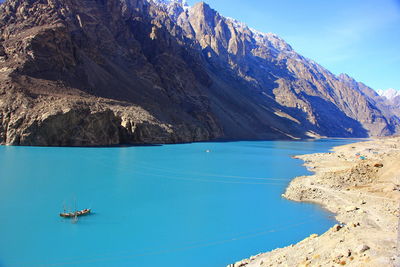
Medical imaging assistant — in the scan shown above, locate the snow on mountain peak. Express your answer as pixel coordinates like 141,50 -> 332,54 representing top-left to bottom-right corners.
151,0 -> 189,8
376,88 -> 400,99
226,17 -> 248,30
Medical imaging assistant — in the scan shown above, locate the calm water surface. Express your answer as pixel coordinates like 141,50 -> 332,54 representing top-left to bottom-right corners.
0,139 -> 355,267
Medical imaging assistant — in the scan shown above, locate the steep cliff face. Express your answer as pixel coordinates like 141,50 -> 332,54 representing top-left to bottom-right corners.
0,0 -> 224,145
0,0 -> 398,146
171,2 -> 398,137
391,96 -> 400,116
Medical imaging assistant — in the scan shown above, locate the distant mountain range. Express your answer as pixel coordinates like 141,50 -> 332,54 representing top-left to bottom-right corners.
375,88 -> 400,118
0,0 -> 399,146
377,88 -> 400,100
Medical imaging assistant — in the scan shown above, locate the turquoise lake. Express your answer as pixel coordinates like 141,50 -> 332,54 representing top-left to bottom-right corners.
0,139 -> 354,267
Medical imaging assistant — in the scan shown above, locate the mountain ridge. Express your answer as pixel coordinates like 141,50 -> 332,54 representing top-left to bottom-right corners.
0,0 -> 398,146
377,88 -> 400,100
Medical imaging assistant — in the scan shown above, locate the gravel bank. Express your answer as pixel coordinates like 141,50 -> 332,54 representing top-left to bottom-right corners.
229,137 -> 400,267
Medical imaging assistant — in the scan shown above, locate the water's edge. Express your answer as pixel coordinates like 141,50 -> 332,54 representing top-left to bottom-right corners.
229,138 -> 364,266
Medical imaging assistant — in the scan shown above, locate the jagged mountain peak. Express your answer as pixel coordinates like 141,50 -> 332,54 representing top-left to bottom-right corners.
150,0 -> 189,8
377,88 -> 400,100
190,1 -> 217,16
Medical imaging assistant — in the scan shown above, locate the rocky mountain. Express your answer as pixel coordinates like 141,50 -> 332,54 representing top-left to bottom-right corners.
374,88 -> 400,118
0,0 -> 398,146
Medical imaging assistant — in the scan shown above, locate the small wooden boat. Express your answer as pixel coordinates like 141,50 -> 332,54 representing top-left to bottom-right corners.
60,208 -> 91,218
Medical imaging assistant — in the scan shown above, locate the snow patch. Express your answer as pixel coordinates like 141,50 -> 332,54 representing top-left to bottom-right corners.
150,0 -> 189,9
226,17 -> 248,30
376,88 -> 400,100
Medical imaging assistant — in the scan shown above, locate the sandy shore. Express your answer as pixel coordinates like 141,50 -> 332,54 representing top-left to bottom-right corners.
228,137 -> 400,267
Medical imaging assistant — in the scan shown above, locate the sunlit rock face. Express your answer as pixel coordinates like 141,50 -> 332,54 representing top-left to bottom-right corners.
0,0 -> 398,146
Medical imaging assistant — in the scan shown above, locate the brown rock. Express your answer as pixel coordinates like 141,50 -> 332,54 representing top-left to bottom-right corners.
0,0 -> 399,146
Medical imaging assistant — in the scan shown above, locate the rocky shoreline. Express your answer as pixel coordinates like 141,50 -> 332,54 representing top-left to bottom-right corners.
229,137 -> 400,267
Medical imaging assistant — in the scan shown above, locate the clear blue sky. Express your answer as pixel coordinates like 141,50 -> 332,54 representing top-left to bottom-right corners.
187,0 -> 400,91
